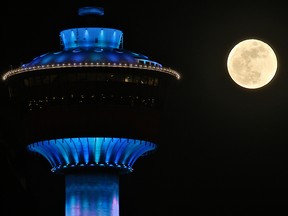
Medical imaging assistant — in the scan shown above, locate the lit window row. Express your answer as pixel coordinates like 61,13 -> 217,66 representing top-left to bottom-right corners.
22,72 -> 159,87
26,94 -> 157,111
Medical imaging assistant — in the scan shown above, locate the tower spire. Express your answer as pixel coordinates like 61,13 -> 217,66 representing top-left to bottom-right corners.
78,6 -> 104,16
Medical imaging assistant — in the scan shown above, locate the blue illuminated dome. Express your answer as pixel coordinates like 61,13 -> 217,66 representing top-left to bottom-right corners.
23,27 -> 162,68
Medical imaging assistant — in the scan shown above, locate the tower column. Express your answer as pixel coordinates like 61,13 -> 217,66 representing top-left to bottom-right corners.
65,172 -> 119,216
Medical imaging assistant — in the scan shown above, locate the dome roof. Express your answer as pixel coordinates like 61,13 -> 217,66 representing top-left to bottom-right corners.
21,27 -> 162,68
2,11 -> 180,81
22,47 -> 159,68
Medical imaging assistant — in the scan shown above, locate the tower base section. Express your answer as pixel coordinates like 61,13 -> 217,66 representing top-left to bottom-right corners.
65,172 -> 119,216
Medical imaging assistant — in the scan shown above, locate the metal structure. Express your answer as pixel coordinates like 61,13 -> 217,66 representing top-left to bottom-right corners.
2,6 -> 180,216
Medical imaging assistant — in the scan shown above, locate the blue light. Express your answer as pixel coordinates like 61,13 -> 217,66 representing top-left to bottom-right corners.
95,137 -> 102,163
70,30 -> 77,49
65,173 -> 119,216
17,26 -> 165,68
78,7 -> 104,16
60,28 -> 123,50
27,137 -> 156,172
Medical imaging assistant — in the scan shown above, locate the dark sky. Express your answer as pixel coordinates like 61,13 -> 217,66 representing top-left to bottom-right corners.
1,1 -> 288,215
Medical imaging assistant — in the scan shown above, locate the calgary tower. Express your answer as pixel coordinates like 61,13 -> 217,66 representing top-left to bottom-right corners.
2,5 -> 180,216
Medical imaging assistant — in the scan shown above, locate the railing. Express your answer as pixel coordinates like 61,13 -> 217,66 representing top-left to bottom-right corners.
2,62 -> 181,81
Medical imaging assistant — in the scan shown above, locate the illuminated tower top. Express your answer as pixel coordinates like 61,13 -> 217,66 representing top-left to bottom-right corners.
2,5 -> 180,157
4,7 -> 178,79
2,6 -> 180,147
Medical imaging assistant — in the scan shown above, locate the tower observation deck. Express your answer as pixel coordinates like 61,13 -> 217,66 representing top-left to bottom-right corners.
2,6 -> 180,216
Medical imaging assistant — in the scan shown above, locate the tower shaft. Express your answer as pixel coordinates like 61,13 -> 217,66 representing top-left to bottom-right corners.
66,173 -> 119,216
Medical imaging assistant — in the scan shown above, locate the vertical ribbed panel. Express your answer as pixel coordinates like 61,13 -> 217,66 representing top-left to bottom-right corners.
65,173 -> 119,216
27,137 -> 156,172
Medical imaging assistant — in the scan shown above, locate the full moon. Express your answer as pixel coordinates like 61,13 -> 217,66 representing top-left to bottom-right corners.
227,39 -> 278,89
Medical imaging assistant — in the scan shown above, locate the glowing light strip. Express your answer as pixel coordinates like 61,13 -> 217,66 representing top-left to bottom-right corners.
27,137 -> 157,173
2,62 -> 180,81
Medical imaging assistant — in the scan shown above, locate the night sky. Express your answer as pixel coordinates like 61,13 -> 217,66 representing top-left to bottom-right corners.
1,1 -> 288,215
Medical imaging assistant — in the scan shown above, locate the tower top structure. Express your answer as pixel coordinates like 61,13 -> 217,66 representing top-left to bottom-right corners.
2,6 -> 180,81
2,5 -> 180,173
1,4 -> 181,216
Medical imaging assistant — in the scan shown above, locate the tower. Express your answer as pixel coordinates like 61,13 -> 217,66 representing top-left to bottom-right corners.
2,5 -> 180,216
